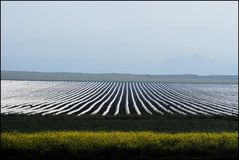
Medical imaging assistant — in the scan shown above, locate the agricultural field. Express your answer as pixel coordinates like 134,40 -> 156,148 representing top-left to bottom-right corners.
2,131 -> 238,160
1,79 -> 238,159
1,80 -> 238,116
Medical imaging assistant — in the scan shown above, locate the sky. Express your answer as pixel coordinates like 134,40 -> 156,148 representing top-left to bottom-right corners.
1,1 -> 238,75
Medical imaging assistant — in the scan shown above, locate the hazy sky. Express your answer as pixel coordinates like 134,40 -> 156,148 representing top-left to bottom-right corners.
1,1 -> 238,75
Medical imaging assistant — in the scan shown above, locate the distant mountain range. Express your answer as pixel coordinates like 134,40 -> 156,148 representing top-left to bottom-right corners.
1,71 -> 238,84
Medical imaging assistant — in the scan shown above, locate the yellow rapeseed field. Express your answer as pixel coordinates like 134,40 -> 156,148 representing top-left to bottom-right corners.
1,131 -> 238,158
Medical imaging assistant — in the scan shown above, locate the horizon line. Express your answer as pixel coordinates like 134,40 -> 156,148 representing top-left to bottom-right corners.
1,70 -> 238,77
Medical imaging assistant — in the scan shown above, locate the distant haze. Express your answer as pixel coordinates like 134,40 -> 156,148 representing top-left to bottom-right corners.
1,1 -> 238,75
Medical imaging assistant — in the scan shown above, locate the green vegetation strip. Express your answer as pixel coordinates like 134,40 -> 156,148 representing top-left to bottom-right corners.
2,114 -> 238,132
1,132 -> 238,159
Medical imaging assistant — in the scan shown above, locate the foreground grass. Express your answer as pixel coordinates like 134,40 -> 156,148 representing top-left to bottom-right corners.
1,131 -> 238,160
1,115 -> 238,159
1,114 -> 238,132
